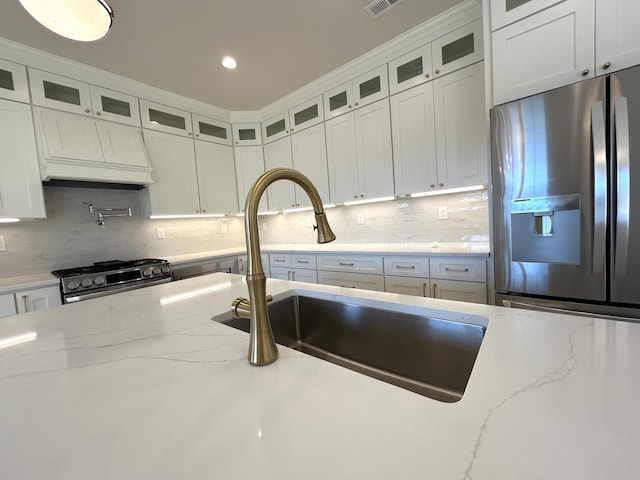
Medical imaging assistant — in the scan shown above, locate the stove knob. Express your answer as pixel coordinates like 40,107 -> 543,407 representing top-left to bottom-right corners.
161,265 -> 170,274
152,266 -> 161,275
94,276 -> 106,286
143,267 -> 153,277
67,280 -> 80,291
81,278 -> 93,288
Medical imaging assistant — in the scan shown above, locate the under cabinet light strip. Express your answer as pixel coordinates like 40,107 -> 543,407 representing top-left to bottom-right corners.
410,184 -> 487,198
150,214 -> 225,219
0,218 -> 20,223
343,196 -> 395,206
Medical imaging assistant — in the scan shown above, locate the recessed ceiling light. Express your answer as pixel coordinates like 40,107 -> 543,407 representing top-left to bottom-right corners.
19,0 -> 114,42
221,56 -> 237,69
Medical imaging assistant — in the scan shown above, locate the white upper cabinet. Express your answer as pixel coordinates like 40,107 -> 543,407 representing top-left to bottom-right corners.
29,69 -> 92,116
141,129 -> 200,215
194,141 -> 238,214
232,123 -> 262,146
234,146 -> 267,212
490,0 -> 565,31
388,44 -> 433,95
595,0 -> 640,75
96,122 -> 149,168
0,99 -> 45,219
263,136 -> 296,211
433,62 -> 487,189
262,112 -> 290,144
492,0 -> 595,105
291,123 -> 330,208
324,65 -> 388,120
326,99 -> 393,203
432,19 -> 484,77
89,85 -> 141,126
0,58 -> 29,103
140,99 -> 193,137
38,108 -> 103,163
192,114 -> 232,146
390,82 -> 438,195
289,95 -> 324,133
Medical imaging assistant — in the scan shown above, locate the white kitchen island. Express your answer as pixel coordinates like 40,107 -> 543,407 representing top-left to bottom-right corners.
1,272 -> 638,479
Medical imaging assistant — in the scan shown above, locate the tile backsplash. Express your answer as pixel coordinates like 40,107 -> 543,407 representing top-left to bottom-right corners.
0,186 -> 489,279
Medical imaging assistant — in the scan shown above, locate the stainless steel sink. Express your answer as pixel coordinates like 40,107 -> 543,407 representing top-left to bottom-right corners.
213,293 -> 486,402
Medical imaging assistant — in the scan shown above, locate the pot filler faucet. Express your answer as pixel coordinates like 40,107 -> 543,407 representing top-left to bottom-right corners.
230,168 -> 336,366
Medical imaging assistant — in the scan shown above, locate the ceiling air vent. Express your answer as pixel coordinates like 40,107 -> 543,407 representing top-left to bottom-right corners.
365,0 -> 404,19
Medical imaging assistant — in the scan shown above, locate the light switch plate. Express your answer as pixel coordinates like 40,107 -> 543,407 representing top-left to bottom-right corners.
220,223 -> 227,234
438,206 -> 448,220
0,236 -> 6,252
357,213 -> 365,225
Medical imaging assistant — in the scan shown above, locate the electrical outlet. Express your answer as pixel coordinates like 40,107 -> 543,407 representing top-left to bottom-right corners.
357,213 -> 365,225
438,206 -> 448,220
156,227 -> 166,239
306,217 -> 313,228
220,223 -> 227,234
0,235 -> 6,252
262,222 -> 267,231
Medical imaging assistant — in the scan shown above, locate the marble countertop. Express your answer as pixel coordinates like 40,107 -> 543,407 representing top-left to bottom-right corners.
1,273 -> 638,479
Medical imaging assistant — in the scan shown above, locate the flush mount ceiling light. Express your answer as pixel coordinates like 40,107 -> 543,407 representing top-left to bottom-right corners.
19,0 -> 114,42
221,56 -> 237,69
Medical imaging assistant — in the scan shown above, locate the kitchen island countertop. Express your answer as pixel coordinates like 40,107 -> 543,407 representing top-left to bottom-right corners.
1,272 -> 637,479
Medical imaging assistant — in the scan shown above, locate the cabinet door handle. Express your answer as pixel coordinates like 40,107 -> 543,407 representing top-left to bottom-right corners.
292,271 -> 297,281
287,270 -> 292,281
22,295 -> 29,312
238,258 -> 244,272
444,267 -> 470,273
341,285 -> 356,289
422,282 -> 428,298
339,262 -> 354,266
396,265 -> 416,270
274,258 -> 286,263
296,260 -> 309,264
432,283 -> 437,297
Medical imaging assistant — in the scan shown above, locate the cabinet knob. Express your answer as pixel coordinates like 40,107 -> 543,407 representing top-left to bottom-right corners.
236,141 -> 239,144
188,132 -> 192,136
202,210 -> 206,213
425,73 -> 430,79
96,111 -> 101,116
581,68 -> 590,76
603,62 -> 611,70
360,194 -> 364,198
291,128 -> 294,132
84,108 -> 90,113
196,134 -> 199,137
354,195 -> 358,199
435,69 -> 440,75
439,183 -> 444,187
354,102 -> 359,106
348,105 -> 352,109
430,184 -> 436,188
286,130 -> 289,133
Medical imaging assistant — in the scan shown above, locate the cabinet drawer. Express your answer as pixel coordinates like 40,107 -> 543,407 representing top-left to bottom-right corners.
383,256 -> 429,277
432,279 -> 487,304
384,276 -> 430,297
429,258 -> 486,282
292,254 -> 316,270
316,254 -> 383,274
317,271 -> 385,292
269,253 -> 292,268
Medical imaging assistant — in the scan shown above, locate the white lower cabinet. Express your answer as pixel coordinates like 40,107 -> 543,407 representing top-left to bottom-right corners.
269,253 -> 317,283
385,276 -> 431,297
317,271 -> 385,291
0,99 -> 46,219
15,286 -> 62,314
429,257 -> 487,304
432,280 -> 487,304
0,293 -> 17,318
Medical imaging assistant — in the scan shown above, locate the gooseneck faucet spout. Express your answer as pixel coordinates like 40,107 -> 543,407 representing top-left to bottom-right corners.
231,168 -> 336,366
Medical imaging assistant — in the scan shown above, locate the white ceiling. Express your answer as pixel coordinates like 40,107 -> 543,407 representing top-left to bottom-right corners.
0,0 -> 462,111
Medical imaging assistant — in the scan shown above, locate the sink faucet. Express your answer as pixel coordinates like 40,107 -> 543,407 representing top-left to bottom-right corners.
230,168 -> 336,366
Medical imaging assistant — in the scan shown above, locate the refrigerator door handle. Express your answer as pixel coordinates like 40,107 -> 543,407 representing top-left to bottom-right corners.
614,96 -> 630,278
591,101 -> 607,276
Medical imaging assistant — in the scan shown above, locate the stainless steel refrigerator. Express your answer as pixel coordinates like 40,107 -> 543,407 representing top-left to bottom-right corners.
491,65 -> 640,319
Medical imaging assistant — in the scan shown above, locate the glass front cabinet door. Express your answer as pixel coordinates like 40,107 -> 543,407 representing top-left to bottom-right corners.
432,19 -> 484,78
289,95 -> 324,133
192,114 -> 232,146
89,85 -> 141,126
28,68 -> 92,115
0,58 -> 29,103
324,65 -> 388,120
232,123 -> 262,146
140,99 -> 193,137
490,0 -> 564,30
388,44 -> 433,95
262,112 -> 290,144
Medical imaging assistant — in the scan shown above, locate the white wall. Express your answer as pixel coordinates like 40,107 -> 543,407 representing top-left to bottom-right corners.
0,186 -> 489,278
